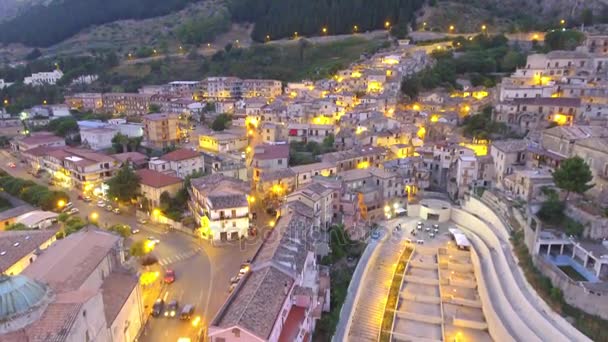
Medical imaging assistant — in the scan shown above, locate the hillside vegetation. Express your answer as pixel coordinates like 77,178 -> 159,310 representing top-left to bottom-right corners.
231,0 -> 424,42
0,0 -> 199,47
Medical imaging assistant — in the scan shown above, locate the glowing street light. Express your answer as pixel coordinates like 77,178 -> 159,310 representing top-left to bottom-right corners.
294,32 -> 298,38
265,35 -> 270,42
57,200 -> 66,208
43,100 -> 47,105
385,21 -> 391,29
90,212 -> 99,221
481,24 -> 487,31
322,27 -> 328,34
353,25 -> 359,32
560,19 -> 566,26
3,99 -> 7,105
449,25 -> 455,32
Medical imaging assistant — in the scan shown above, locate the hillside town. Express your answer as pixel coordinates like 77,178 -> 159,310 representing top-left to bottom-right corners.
1,25 -> 608,342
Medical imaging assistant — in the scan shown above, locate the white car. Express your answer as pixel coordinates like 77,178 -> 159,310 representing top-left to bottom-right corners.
96,200 -> 106,207
67,208 -> 79,215
147,237 -> 160,245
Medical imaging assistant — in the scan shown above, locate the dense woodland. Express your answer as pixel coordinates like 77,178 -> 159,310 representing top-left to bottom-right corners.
0,0 -> 198,47
230,0 -> 424,42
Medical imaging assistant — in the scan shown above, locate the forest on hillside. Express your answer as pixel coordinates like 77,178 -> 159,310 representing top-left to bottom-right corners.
230,0 -> 425,42
0,0 -> 198,47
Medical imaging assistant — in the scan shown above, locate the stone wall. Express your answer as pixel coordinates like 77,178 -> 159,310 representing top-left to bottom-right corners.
566,204 -> 608,240
534,255 -> 608,320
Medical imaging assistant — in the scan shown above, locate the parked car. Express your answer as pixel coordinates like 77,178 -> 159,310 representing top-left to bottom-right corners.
8,162 -> 16,168
131,227 -> 140,234
152,299 -> 164,317
105,205 -> 113,212
164,300 -> 178,318
180,304 -> 194,320
230,275 -> 241,284
137,218 -> 148,224
83,196 -> 92,203
228,283 -> 238,293
432,224 -> 439,229
67,208 -> 79,215
371,230 -> 381,240
147,237 -> 160,245
164,270 -> 176,284
97,200 -> 106,207
113,208 -> 121,215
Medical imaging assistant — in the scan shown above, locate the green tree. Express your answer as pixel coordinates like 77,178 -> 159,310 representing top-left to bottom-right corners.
501,50 -> 525,72
581,8 -> 594,26
112,132 -> 130,153
211,113 -> 231,131
107,164 -> 141,202
109,224 -> 131,238
148,104 -> 161,113
552,156 -> 594,202
6,223 -> 28,231
129,240 -> 150,257
544,30 -> 585,51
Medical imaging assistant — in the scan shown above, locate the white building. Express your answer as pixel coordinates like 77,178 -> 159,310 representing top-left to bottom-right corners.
151,148 -> 204,179
23,70 -> 64,86
81,128 -> 118,150
189,174 -> 250,241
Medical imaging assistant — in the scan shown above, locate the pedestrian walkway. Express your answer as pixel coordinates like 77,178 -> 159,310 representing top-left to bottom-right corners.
346,237 -> 405,341
158,246 -> 204,266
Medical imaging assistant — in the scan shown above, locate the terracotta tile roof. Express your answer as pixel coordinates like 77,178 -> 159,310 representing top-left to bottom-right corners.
23,228 -> 120,293
136,169 -> 183,188
101,271 -> 138,325
161,148 -> 201,162
278,306 -> 306,342
491,139 -> 529,152
321,146 -> 386,163
212,266 -> 294,340
253,144 -> 289,161
190,174 -> 249,210
0,230 -> 56,273
112,152 -> 147,163
26,302 -> 82,342
19,132 -> 64,146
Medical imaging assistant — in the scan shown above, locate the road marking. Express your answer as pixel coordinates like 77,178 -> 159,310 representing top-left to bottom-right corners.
163,291 -> 169,301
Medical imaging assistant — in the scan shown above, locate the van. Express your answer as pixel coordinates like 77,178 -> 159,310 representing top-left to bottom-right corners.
180,304 -> 194,320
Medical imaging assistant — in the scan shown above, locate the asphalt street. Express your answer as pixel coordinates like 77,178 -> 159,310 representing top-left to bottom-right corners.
0,149 -> 263,342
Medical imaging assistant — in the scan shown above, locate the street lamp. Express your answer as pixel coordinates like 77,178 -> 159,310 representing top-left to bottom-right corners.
385,21 -> 391,29
449,25 -> 455,32
481,24 -> 487,32
322,27 -> 327,35
560,19 -> 566,26
57,200 -> 66,208
353,25 -> 358,33
90,212 -> 99,222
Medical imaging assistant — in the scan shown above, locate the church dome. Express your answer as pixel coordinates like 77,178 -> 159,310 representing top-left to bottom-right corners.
0,274 -> 50,321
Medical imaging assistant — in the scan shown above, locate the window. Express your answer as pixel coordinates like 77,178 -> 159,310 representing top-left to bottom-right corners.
278,159 -> 283,165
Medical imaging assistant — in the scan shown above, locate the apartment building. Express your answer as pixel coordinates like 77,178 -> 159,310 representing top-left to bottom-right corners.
143,113 -> 181,148
495,97 -> 581,131
287,123 -> 335,144
103,93 -> 153,116
1,228 -> 143,342
203,77 -> 243,99
189,174 -> 250,241
290,162 -> 337,188
251,143 -> 290,182
490,139 -> 528,187
136,169 -> 184,208
286,181 -> 339,229
149,148 -> 204,179
209,211 -> 329,342
322,146 -> 387,172
242,79 -> 282,99
65,93 -> 104,112
198,129 -> 248,153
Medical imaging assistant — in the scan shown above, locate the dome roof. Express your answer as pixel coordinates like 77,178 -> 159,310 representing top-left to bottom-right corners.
0,274 -> 50,321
